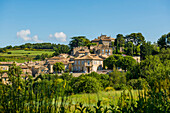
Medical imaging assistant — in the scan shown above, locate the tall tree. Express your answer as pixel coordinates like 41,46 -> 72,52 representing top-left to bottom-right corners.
125,33 -> 145,45
140,55 -> 166,87
126,41 -> 134,56
121,56 -> 136,72
157,32 -> 170,49
140,41 -> 153,60
116,34 -> 125,47
69,36 -> 90,50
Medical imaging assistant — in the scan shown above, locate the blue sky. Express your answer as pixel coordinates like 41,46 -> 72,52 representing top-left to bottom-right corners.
0,0 -> 169,47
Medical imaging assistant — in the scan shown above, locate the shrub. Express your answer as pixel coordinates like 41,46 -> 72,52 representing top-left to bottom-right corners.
105,87 -> 115,92
127,78 -> 148,89
7,52 -> 12,54
72,76 -> 102,93
86,72 -> 109,88
109,68 -> 126,90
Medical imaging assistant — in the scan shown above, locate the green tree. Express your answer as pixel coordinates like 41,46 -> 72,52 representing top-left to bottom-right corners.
109,67 -> 126,89
125,33 -> 145,45
72,76 -> 102,93
140,41 -> 153,60
34,55 -> 41,60
134,45 -> 140,55
104,54 -> 123,69
157,32 -> 170,49
53,62 -> 65,73
140,55 -> 165,86
69,36 -> 90,50
116,34 -> 125,47
121,56 -> 136,72
126,41 -> 133,56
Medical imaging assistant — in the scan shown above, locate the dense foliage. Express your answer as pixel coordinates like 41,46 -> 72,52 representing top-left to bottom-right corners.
0,32 -> 170,112
69,36 -> 90,50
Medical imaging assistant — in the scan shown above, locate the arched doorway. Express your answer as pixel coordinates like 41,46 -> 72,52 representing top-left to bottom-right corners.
97,65 -> 102,70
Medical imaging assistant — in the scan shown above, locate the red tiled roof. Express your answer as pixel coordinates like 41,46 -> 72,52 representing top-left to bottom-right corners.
2,73 -> 8,78
0,62 -> 14,65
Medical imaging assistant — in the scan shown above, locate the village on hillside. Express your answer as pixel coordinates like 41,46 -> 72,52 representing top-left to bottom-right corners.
0,34 -> 140,84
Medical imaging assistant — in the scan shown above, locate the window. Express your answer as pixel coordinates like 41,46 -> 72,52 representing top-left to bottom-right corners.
109,52 -> 110,55
106,53 -> 107,55
87,61 -> 90,65
106,49 -> 108,52
109,49 -> 110,52
78,67 -> 80,71
78,61 -> 80,65
102,49 -> 104,54
100,61 -> 102,64
82,61 -> 84,64
75,61 -> 77,64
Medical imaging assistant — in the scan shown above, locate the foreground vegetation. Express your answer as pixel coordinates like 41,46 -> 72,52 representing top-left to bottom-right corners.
0,60 -> 169,112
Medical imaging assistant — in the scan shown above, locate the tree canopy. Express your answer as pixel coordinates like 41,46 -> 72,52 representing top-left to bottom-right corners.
69,36 -> 90,50
53,62 -> 65,73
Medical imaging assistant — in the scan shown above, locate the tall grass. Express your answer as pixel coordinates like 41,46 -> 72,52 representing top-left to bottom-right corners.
0,65 -> 169,112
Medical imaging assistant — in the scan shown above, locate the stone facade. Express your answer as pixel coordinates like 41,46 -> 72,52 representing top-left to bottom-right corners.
93,45 -> 113,56
73,53 -> 103,73
91,35 -> 115,47
72,46 -> 89,56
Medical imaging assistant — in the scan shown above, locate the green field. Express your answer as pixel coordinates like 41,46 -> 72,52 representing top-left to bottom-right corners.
0,50 -> 54,62
65,90 -> 141,107
0,50 -> 54,57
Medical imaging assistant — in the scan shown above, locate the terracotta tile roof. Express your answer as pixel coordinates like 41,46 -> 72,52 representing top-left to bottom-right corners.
101,39 -> 111,41
2,73 -> 8,78
22,69 -> 32,74
21,65 -> 29,69
0,62 -> 14,65
91,39 -> 100,42
78,51 -> 86,53
48,60 -> 69,65
75,55 -> 103,60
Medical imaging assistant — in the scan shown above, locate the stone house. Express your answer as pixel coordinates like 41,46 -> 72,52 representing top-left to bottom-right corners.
46,56 -> 70,73
91,34 -> 115,47
93,45 -> 113,56
0,62 -> 14,71
73,53 -> 103,73
71,46 -> 89,56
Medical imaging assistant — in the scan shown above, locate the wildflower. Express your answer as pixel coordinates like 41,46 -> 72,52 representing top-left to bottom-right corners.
17,86 -> 21,90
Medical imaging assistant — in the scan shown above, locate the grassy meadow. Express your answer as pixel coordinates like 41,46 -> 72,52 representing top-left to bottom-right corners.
0,49 -> 54,62
66,90 -> 141,107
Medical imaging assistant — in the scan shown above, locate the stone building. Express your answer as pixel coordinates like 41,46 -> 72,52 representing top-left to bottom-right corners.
71,46 -> 89,56
0,62 -> 14,71
73,53 -> 103,73
91,34 -> 115,47
46,56 -> 70,73
93,45 -> 113,56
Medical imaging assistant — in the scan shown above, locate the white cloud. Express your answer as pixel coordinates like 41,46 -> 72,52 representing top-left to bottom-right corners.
17,29 -> 31,41
32,35 -> 43,42
17,29 -> 43,42
49,34 -> 53,38
49,32 -> 67,42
